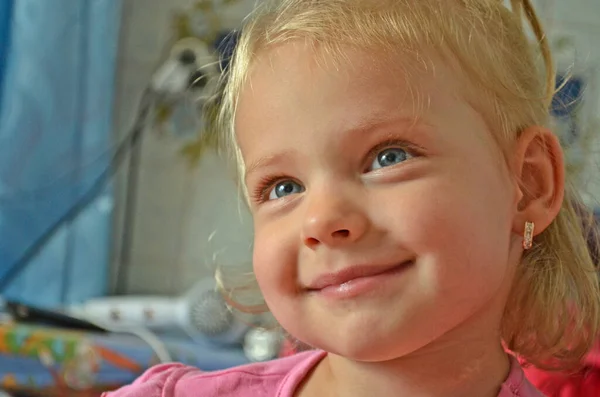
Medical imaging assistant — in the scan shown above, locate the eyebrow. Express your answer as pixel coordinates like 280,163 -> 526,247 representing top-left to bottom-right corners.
244,150 -> 295,181
347,114 -> 425,136
244,114 -> 428,181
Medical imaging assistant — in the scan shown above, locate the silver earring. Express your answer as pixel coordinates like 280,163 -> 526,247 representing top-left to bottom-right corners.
523,221 -> 535,250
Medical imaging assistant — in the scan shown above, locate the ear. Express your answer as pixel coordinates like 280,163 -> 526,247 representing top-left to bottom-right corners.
511,126 -> 565,237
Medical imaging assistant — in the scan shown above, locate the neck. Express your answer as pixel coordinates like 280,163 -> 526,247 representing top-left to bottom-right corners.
306,315 -> 511,397
330,336 -> 509,397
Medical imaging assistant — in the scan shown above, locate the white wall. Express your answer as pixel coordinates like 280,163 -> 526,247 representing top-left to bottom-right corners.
538,0 -> 600,207
111,0 -> 255,295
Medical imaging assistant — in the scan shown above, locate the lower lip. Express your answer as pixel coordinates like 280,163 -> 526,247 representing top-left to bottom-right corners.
312,262 -> 412,300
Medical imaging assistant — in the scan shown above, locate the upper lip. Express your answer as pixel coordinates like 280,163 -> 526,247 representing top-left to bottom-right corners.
306,262 -> 410,290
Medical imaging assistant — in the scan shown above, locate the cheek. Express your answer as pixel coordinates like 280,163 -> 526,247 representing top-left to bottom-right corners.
377,170 -> 514,290
252,218 -> 299,303
251,218 -> 308,335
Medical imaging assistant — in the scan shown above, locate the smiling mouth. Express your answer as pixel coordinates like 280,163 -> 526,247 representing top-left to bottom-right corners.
305,260 -> 414,297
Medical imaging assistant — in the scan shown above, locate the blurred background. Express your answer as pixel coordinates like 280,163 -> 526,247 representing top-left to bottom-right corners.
0,0 -> 598,395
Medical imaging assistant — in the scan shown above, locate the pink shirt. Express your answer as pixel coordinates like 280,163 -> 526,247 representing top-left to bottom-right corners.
524,343 -> 600,396
102,351 -> 544,397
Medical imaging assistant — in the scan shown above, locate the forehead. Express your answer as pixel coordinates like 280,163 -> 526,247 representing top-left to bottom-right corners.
235,41 -> 463,143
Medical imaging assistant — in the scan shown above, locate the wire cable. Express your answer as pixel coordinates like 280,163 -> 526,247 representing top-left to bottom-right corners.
0,89 -> 156,294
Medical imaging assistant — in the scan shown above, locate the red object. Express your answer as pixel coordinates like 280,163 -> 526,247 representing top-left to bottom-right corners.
278,339 -> 313,358
279,339 -> 299,358
524,344 -> 600,397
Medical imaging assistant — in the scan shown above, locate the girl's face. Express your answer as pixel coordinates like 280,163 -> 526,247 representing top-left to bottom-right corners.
236,42 -> 523,361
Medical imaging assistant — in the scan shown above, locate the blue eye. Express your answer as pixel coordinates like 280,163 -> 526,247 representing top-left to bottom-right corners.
268,180 -> 304,200
369,148 -> 412,171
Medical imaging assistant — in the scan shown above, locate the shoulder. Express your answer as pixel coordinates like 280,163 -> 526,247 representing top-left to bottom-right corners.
102,350 -> 326,397
498,356 -> 545,397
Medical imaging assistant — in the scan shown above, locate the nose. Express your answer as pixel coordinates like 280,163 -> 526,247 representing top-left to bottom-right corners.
302,188 -> 369,250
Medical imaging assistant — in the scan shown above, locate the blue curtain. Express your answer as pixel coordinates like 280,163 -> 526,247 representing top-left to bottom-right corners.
0,0 -> 122,307
0,0 -> 14,107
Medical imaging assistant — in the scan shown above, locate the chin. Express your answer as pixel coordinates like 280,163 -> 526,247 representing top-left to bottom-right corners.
311,328 -> 421,363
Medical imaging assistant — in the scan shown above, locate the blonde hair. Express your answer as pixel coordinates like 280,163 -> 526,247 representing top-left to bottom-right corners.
212,0 -> 600,369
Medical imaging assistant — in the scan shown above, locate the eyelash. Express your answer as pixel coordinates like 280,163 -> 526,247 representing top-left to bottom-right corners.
250,138 -> 423,204
251,174 -> 291,204
363,138 -> 422,170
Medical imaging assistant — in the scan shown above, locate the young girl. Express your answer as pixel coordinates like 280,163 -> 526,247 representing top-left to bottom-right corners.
105,0 -> 600,396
